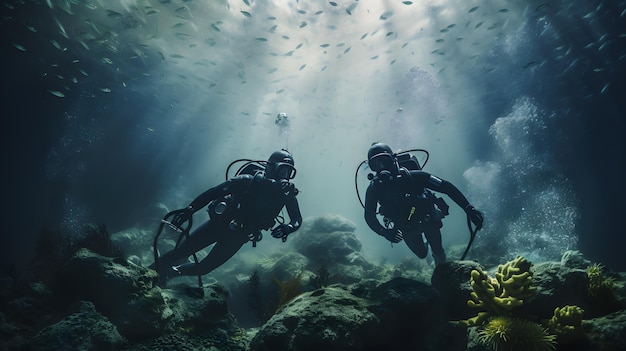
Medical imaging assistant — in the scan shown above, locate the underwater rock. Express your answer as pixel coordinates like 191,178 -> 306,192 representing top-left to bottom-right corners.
249,285 -> 379,351
251,277 -> 446,351
290,227 -> 362,266
431,260 -> 485,320
583,310 -> 626,351
302,214 -> 357,234
28,300 -> 126,351
364,277 -> 446,350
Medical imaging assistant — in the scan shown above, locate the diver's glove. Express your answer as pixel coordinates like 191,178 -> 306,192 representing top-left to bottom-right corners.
171,206 -> 194,228
279,180 -> 298,196
271,224 -> 293,242
465,205 -> 484,230
382,229 -> 403,243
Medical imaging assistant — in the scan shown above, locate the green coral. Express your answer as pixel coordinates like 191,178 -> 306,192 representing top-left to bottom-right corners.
465,256 -> 537,326
586,263 -> 619,316
478,316 -> 557,351
548,305 -> 584,342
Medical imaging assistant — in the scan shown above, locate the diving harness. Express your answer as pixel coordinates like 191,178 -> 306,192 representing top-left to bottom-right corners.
354,148 -> 480,260
152,157 -> 296,291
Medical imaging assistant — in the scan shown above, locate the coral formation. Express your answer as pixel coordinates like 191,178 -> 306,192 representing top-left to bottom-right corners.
586,263 -> 619,316
465,256 -> 537,326
272,273 -> 303,309
478,316 -> 557,351
548,305 -> 584,342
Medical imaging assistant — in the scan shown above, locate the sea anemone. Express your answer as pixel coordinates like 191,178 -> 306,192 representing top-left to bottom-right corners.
478,316 -> 557,351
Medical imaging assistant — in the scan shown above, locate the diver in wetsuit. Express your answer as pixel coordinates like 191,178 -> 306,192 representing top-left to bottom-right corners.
363,142 -> 483,266
151,149 -> 302,287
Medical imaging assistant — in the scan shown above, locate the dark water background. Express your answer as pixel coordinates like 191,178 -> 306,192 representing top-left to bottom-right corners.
1,0 -> 625,275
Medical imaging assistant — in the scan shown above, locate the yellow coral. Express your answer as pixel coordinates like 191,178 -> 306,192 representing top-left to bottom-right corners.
464,256 -> 537,326
478,316 -> 557,351
548,305 -> 584,341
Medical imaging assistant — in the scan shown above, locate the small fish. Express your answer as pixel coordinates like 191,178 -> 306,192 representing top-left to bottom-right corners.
600,83 -> 609,94
46,0 -> 53,9
582,11 -> 594,19
401,42 -> 408,48
241,10 -> 252,17
360,33 -> 368,39
85,3 -> 97,10
243,0 -> 251,6
523,61 -> 537,69
386,32 -> 393,36
256,37 -> 268,41
24,23 -> 37,32
499,9 -> 509,13
402,1 -> 413,5
390,59 -> 396,65
269,25 -> 277,32
299,64 -> 306,70
297,10 -> 306,14
147,127 -> 155,132
371,55 -> 379,60
100,87 -> 112,93
50,40 -> 62,50
440,28 -> 449,33
299,21 -> 307,28
267,16 -> 277,20
175,32 -> 190,40
170,54 -> 185,58
12,43 -> 26,51
343,47 -> 351,54
102,57 -> 113,64
211,23 -> 221,31
276,89 -> 284,94
436,39 -> 444,43
315,11 -> 323,15
320,43 -> 330,48
107,9 -> 123,18
268,68 -> 278,73
468,6 -> 479,13
296,43 -> 303,49
592,67 -> 604,72
48,90 -> 65,98
535,4 -> 548,11
329,1 -> 337,6
474,21 -> 483,28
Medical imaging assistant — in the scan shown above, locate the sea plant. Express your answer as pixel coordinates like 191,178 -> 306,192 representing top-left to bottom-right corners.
478,316 -> 557,351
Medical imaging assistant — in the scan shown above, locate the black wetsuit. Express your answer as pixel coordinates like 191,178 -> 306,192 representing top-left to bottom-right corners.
364,169 -> 471,265
153,174 -> 302,279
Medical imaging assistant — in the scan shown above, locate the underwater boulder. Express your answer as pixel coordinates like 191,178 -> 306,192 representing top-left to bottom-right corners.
431,260 -> 485,320
28,300 -> 125,351
249,285 -> 379,351
291,215 -> 362,266
364,277 -> 446,350
583,310 -> 626,351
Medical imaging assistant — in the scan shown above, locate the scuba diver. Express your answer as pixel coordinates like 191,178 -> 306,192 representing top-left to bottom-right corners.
361,142 -> 483,266
150,149 -> 302,287
275,112 -> 290,135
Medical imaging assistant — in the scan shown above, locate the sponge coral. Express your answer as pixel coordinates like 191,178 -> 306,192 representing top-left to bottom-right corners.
465,256 -> 537,326
478,316 -> 557,351
548,305 -> 584,342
